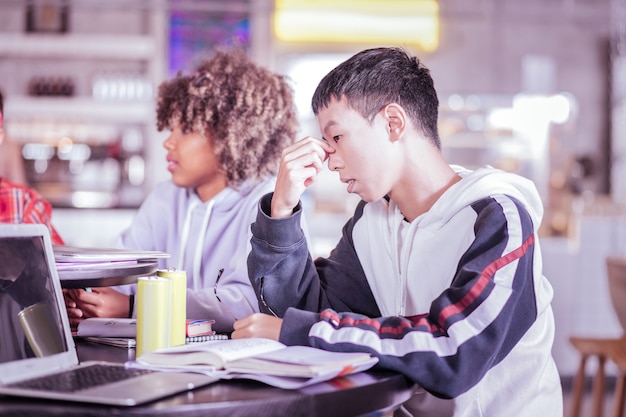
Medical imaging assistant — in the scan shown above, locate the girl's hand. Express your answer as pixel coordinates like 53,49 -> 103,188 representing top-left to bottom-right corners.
63,287 -> 130,330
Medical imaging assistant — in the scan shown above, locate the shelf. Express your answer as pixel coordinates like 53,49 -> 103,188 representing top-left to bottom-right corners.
5,97 -> 153,123
0,34 -> 156,60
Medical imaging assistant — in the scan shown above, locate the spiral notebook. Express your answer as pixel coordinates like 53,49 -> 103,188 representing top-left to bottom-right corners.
0,224 -> 217,406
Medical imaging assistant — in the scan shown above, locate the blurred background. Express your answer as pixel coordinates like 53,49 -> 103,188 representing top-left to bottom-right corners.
0,0 -> 625,384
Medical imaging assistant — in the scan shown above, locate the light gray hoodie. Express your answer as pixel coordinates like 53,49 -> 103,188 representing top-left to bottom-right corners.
117,177 -> 276,333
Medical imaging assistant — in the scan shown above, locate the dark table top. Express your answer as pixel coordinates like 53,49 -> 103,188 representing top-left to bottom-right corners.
0,340 -> 418,417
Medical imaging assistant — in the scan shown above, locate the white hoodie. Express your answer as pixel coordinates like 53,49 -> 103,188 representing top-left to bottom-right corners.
248,165 -> 563,416
117,177 -> 276,333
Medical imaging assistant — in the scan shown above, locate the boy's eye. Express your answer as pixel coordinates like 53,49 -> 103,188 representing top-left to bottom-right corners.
332,135 -> 341,143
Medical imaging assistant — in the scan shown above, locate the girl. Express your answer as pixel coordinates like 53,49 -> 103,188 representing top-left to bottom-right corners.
65,49 -> 299,333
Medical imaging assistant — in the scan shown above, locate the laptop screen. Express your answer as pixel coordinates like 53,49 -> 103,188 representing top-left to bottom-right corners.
0,233 -> 69,364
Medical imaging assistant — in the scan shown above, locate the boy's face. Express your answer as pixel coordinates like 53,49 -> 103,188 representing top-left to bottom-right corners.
317,97 -> 401,203
163,126 -> 227,201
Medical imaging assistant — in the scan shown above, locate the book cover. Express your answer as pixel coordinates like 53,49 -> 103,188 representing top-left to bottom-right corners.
84,336 -> 136,348
186,319 -> 215,337
76,318 -> 136,338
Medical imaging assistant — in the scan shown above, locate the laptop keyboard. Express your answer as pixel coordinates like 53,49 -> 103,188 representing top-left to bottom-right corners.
8,364 -> 154,393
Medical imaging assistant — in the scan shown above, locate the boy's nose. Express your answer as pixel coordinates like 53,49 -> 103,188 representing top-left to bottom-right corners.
327,153 -> 342,171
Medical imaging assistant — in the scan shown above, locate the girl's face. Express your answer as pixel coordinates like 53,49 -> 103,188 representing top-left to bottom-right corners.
163,126 -> 228,201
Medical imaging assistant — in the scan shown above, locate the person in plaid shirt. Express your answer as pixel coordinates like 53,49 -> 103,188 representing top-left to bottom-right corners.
0,90 -> 64,245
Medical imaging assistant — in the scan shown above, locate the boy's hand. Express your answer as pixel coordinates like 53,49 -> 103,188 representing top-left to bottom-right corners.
271,136 -> 334,218
232,313 -> 283,340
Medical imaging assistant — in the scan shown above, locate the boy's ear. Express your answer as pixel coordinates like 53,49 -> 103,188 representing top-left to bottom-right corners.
383,103 -> 406,141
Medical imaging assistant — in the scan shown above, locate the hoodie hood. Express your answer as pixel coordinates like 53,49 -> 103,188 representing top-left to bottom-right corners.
185,178 -> 268,213
373,165 -> 545,316
177,178 -> 275,287
413,165 -> 544,233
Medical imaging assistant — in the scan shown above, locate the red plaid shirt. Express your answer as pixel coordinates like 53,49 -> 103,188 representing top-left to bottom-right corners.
0,177 -> 64,244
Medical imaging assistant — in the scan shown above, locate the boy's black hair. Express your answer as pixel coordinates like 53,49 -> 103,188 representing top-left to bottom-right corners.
311,47 -> 441,149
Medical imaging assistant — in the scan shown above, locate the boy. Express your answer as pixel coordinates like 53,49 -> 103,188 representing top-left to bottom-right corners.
64,50 -> 299,333
0,90 -> 64,245
233,47 -> 562,416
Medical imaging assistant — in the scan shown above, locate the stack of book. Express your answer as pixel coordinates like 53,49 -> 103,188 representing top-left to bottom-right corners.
75,318 -> 227,348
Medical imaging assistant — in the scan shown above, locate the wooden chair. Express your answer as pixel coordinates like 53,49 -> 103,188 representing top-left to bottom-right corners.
607,256 -> 626,417
569,256 -> 626,417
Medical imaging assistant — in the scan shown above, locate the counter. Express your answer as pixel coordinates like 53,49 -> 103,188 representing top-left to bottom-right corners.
52,208 -> 137,248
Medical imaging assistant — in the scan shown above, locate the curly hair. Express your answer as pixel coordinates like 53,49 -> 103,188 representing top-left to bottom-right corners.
156,49 -> 299,187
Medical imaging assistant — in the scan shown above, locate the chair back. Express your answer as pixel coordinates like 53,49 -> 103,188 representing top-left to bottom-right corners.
607,256 -> 626,334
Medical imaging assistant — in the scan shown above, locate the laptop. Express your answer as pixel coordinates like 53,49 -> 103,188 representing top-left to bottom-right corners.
0,223 -> 217,406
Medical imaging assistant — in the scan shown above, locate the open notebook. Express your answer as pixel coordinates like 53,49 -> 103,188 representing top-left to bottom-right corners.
0,224 -> 217,406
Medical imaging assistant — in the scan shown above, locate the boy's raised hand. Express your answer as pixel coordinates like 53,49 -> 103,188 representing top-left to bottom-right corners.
271,136 -> 334,218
